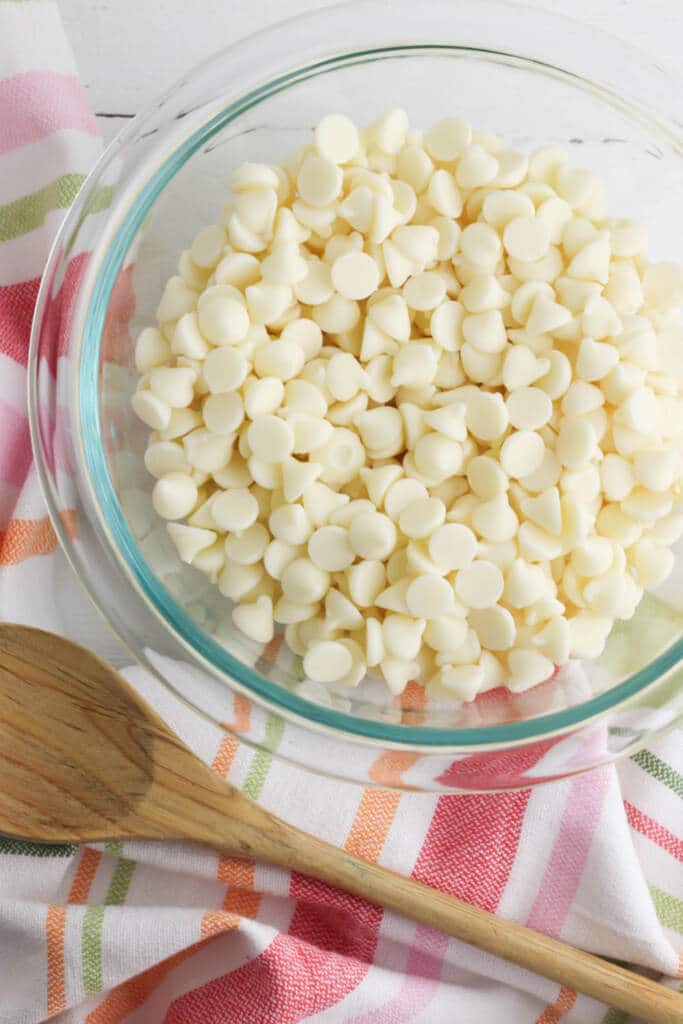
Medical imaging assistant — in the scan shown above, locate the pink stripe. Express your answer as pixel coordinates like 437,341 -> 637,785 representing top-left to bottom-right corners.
165,877 -> 382,1023
0,401 -> 32,488
411,790 -> 530,914
436,737 -> 558,791
0,252 -> 89,372
566,723 -> 609,771
0,482 -> 21,529
346,926 -> 449,1024
0,276 -> 40,367
625,801 -> 683,862
0,72 -> 97,155
36,402 -> 74,478
526,767 -> 611,938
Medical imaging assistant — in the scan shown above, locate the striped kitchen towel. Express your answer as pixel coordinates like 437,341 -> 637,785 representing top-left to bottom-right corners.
1,2 -> 682,1022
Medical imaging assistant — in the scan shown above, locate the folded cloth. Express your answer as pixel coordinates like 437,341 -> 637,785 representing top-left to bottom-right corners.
0,3 -> 682,1023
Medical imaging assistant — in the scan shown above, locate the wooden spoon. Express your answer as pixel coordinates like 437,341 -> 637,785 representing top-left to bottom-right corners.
1,623 -> 680,1024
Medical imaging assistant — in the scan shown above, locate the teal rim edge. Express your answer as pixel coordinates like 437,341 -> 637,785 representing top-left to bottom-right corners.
80,44 -> 683,747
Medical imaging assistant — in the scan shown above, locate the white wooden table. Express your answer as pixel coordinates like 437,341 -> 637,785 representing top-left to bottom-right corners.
62,0 -> 681,145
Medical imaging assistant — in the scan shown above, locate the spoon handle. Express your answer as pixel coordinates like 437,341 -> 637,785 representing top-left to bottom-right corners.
192,792 -> 683,1024
291,836 -> 681,1024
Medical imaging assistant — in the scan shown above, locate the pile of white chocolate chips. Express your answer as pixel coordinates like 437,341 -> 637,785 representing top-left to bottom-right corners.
132,109 -> 683,700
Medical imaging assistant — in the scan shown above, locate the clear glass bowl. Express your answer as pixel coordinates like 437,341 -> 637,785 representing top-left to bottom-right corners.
30,0 -> 683,791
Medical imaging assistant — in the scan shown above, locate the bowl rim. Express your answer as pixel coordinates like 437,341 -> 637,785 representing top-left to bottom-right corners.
30,2 -> 683,751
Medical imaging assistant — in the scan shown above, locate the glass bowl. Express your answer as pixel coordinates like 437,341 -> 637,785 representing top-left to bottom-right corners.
29,0 -> 683,792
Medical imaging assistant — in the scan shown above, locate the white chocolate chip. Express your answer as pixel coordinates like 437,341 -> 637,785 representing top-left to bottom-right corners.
315,114 -> 359,163
167,523 -> 217,563
152,473 -> 198,519
500,431 -> 545,479
244,377 -> 285,419
269,503 -> 312,545
304,641 -> 353,682
212,488 -> 259,532
399,497 -> 446,539
204,347 -> 248,393
466,456 -> 508,500
556,419 -> 596,467
506,387 -> 552,430
466,391 -> 508,441
136,327 -> 171,373
403,272 -> 447,311
507,649 -> 553,691
183,429 -> 232,473
427,170 -> 462,218
454,560 -> 503,608
436,663 -> 484,699
219,560 -> 264,601
247,415 -> 294,462
198,289 -> 249,344
462,309 -> 507,354
331,251 -> 381,300
297,156 -> 343,207
349,510 -> 397,560
383,614 -> 425,660
132,390 -> 171,431
469,606 -> 516,651
281,558 -> 330,604
308,525 -> 355,571
424,117 -> 471,161
503,217 -> 550,262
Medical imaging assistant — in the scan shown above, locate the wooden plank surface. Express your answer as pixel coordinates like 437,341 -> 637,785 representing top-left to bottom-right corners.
60,0 -> 682,143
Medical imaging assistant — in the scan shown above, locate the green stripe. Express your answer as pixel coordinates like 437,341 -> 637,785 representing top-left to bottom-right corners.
600,1009 -> 627,1024
632,750 -> 683,800
105,857 -> 135,905
0,175 -> 112,243
242,715 -> 285,801
81,905 -> 105,995
0,836 -> 76,857
80,843 -> 136,995
649,884 -> 683,934
0,173 -> 84,242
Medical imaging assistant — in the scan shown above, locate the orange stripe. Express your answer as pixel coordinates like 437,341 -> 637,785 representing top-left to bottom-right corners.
85,933 -> 229,1024
46,904 -> 67,1016
47,848 -> 102,1016
345,787 -> 401,861
217,691 -> 251,736
88,903 -> 258,1020
534,985 -> 576,1024
200,909 -> 241,939
205,684 -> 264,944
68,848 -> 102,904
369,750 -> 422,789
217,858 -> 261,917
212,693 -> 251,777
258,632 -> 284,666
0,509 -> 76,565
210,733 -> 240,777
344,743 -> 418,861
218,857 -> 254,888
199,859 -> 261,942
398,680 -> 427,725
678,951 -> 683,977
222,887 -> 262,919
